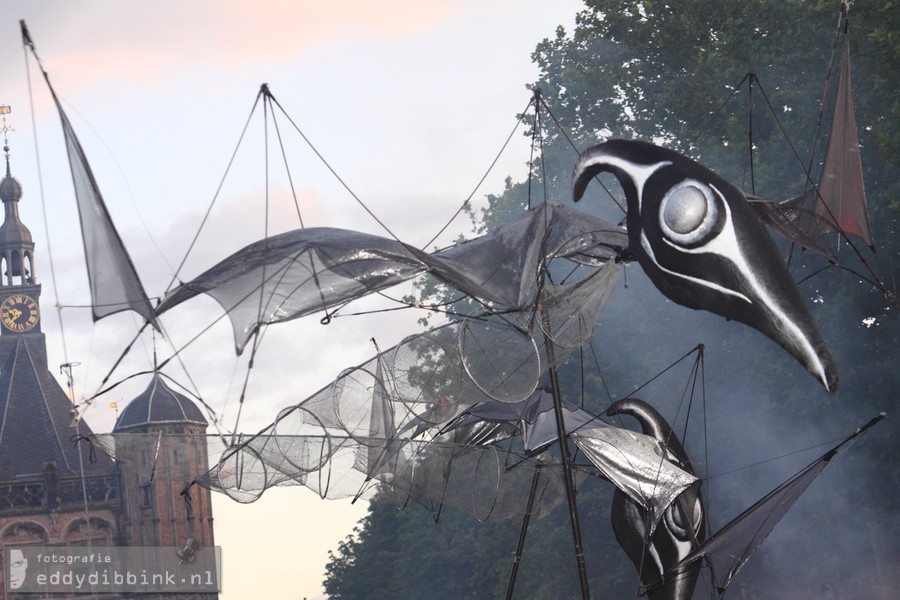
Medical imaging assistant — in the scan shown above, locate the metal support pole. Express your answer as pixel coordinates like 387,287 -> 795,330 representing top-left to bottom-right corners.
505,460 -> 543,600
543,313 -> 591,599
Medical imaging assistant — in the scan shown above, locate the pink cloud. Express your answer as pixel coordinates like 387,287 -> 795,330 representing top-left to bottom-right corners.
27,0 -> 454,94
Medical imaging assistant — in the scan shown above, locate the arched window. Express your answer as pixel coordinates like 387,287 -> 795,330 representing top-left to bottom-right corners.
1,521 -> 49,544
23,251 -> 34,283
9,250 -> 22,284
64,517 -> 114,546
0,254 -> 8,286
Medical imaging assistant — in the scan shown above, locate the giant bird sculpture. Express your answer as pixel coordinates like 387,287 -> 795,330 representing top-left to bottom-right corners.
573,140 -> 838,392
607,398 -> 705,600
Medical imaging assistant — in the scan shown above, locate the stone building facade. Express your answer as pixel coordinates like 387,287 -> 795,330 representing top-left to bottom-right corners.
0,157 -> 217,599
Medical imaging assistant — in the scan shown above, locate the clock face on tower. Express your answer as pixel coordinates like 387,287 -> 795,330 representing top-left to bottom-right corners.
1,294 -> 40,332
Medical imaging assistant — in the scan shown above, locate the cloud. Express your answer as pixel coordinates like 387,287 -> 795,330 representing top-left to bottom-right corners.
14,0 -> 453,96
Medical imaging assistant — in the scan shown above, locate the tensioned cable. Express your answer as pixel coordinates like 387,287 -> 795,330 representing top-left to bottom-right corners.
423,96 -> 533,249
229,328 -> 265,447
530,91 -> 556,338
331,301 -> 479,322
586,338 -> 616,407
264,94 -> 271,242
164,87 -> 263,296
747,75 -> 757,196
607,345 -> 704,414
537,94 -> 625,214
373,288 -> 470,313
233,93 -> 274,439
269,103 -> 305,228
23,27 -> 104,573
571,344 -> 704,438
87,358 -> 230,443
705,436 -> 848,481
526,98 -> 541,212
60,100 -> 178,279
265,90 -> 400,242
699,346 -> 711,528
687,72 -> 751,152
85,313 -> 231,438
321,235 -> 502,323
22,26 -> 72,379
62,363 -> 100,600
153,369 -> 230,439
76,292 -> 229,439
671,350 -> 703,456
232,96 -> 304,436
537,98 -> 550,208
75,314 -> 225,437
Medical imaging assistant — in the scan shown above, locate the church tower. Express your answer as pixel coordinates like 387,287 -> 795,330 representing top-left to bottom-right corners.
0,111 -> 217,597
0,128 -> 121,597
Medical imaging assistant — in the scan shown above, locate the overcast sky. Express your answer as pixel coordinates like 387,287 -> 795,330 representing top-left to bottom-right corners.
2,2 -> 584,598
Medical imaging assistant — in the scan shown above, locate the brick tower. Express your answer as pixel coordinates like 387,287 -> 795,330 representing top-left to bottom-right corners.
113,374 -> 216,561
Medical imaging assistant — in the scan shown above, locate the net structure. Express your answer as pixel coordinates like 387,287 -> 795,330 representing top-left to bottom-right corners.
87,395 -> 882,600
138,258 -> 689,526
94,203 -> 699,527
202,262 -> 632,519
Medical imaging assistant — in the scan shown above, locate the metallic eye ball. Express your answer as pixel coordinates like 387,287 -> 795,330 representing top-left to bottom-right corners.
663,501 -> 690,538
659,180 -> 718,245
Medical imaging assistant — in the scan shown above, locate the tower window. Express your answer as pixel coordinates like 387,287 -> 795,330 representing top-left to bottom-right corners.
140,483 -> 153,508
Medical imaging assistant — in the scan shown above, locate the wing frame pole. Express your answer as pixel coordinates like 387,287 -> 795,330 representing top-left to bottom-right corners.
504,459 -> 543,600
543,309 -> 592,600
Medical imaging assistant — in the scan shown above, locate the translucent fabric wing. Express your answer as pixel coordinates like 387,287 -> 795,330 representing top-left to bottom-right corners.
158,228 -> 426,353
44,74 -> 159,329
749,194 -> 838,261
816,34 -> 871,246
670,414 -> 884,597
752,35 -> 872,253
157,204 -> 627,353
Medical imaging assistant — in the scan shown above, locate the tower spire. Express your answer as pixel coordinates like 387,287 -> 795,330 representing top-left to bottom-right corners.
0,105 -> 40,335
1,104 -> 11,147
1,105 -> 13,181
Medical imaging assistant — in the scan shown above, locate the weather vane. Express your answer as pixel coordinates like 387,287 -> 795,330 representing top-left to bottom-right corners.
0,105 -> 12,157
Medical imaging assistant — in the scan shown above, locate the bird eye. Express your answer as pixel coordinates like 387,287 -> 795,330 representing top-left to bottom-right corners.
664,502 -> 690,539
663,495 -> 702,541
659,180 -> 720,246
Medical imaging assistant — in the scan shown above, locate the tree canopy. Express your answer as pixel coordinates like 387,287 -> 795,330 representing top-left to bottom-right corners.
324,1 -> 898,598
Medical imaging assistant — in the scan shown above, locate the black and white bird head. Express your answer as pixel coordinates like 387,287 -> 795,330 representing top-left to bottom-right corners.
607,398 -> 705,600
573,139 -> 838,392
